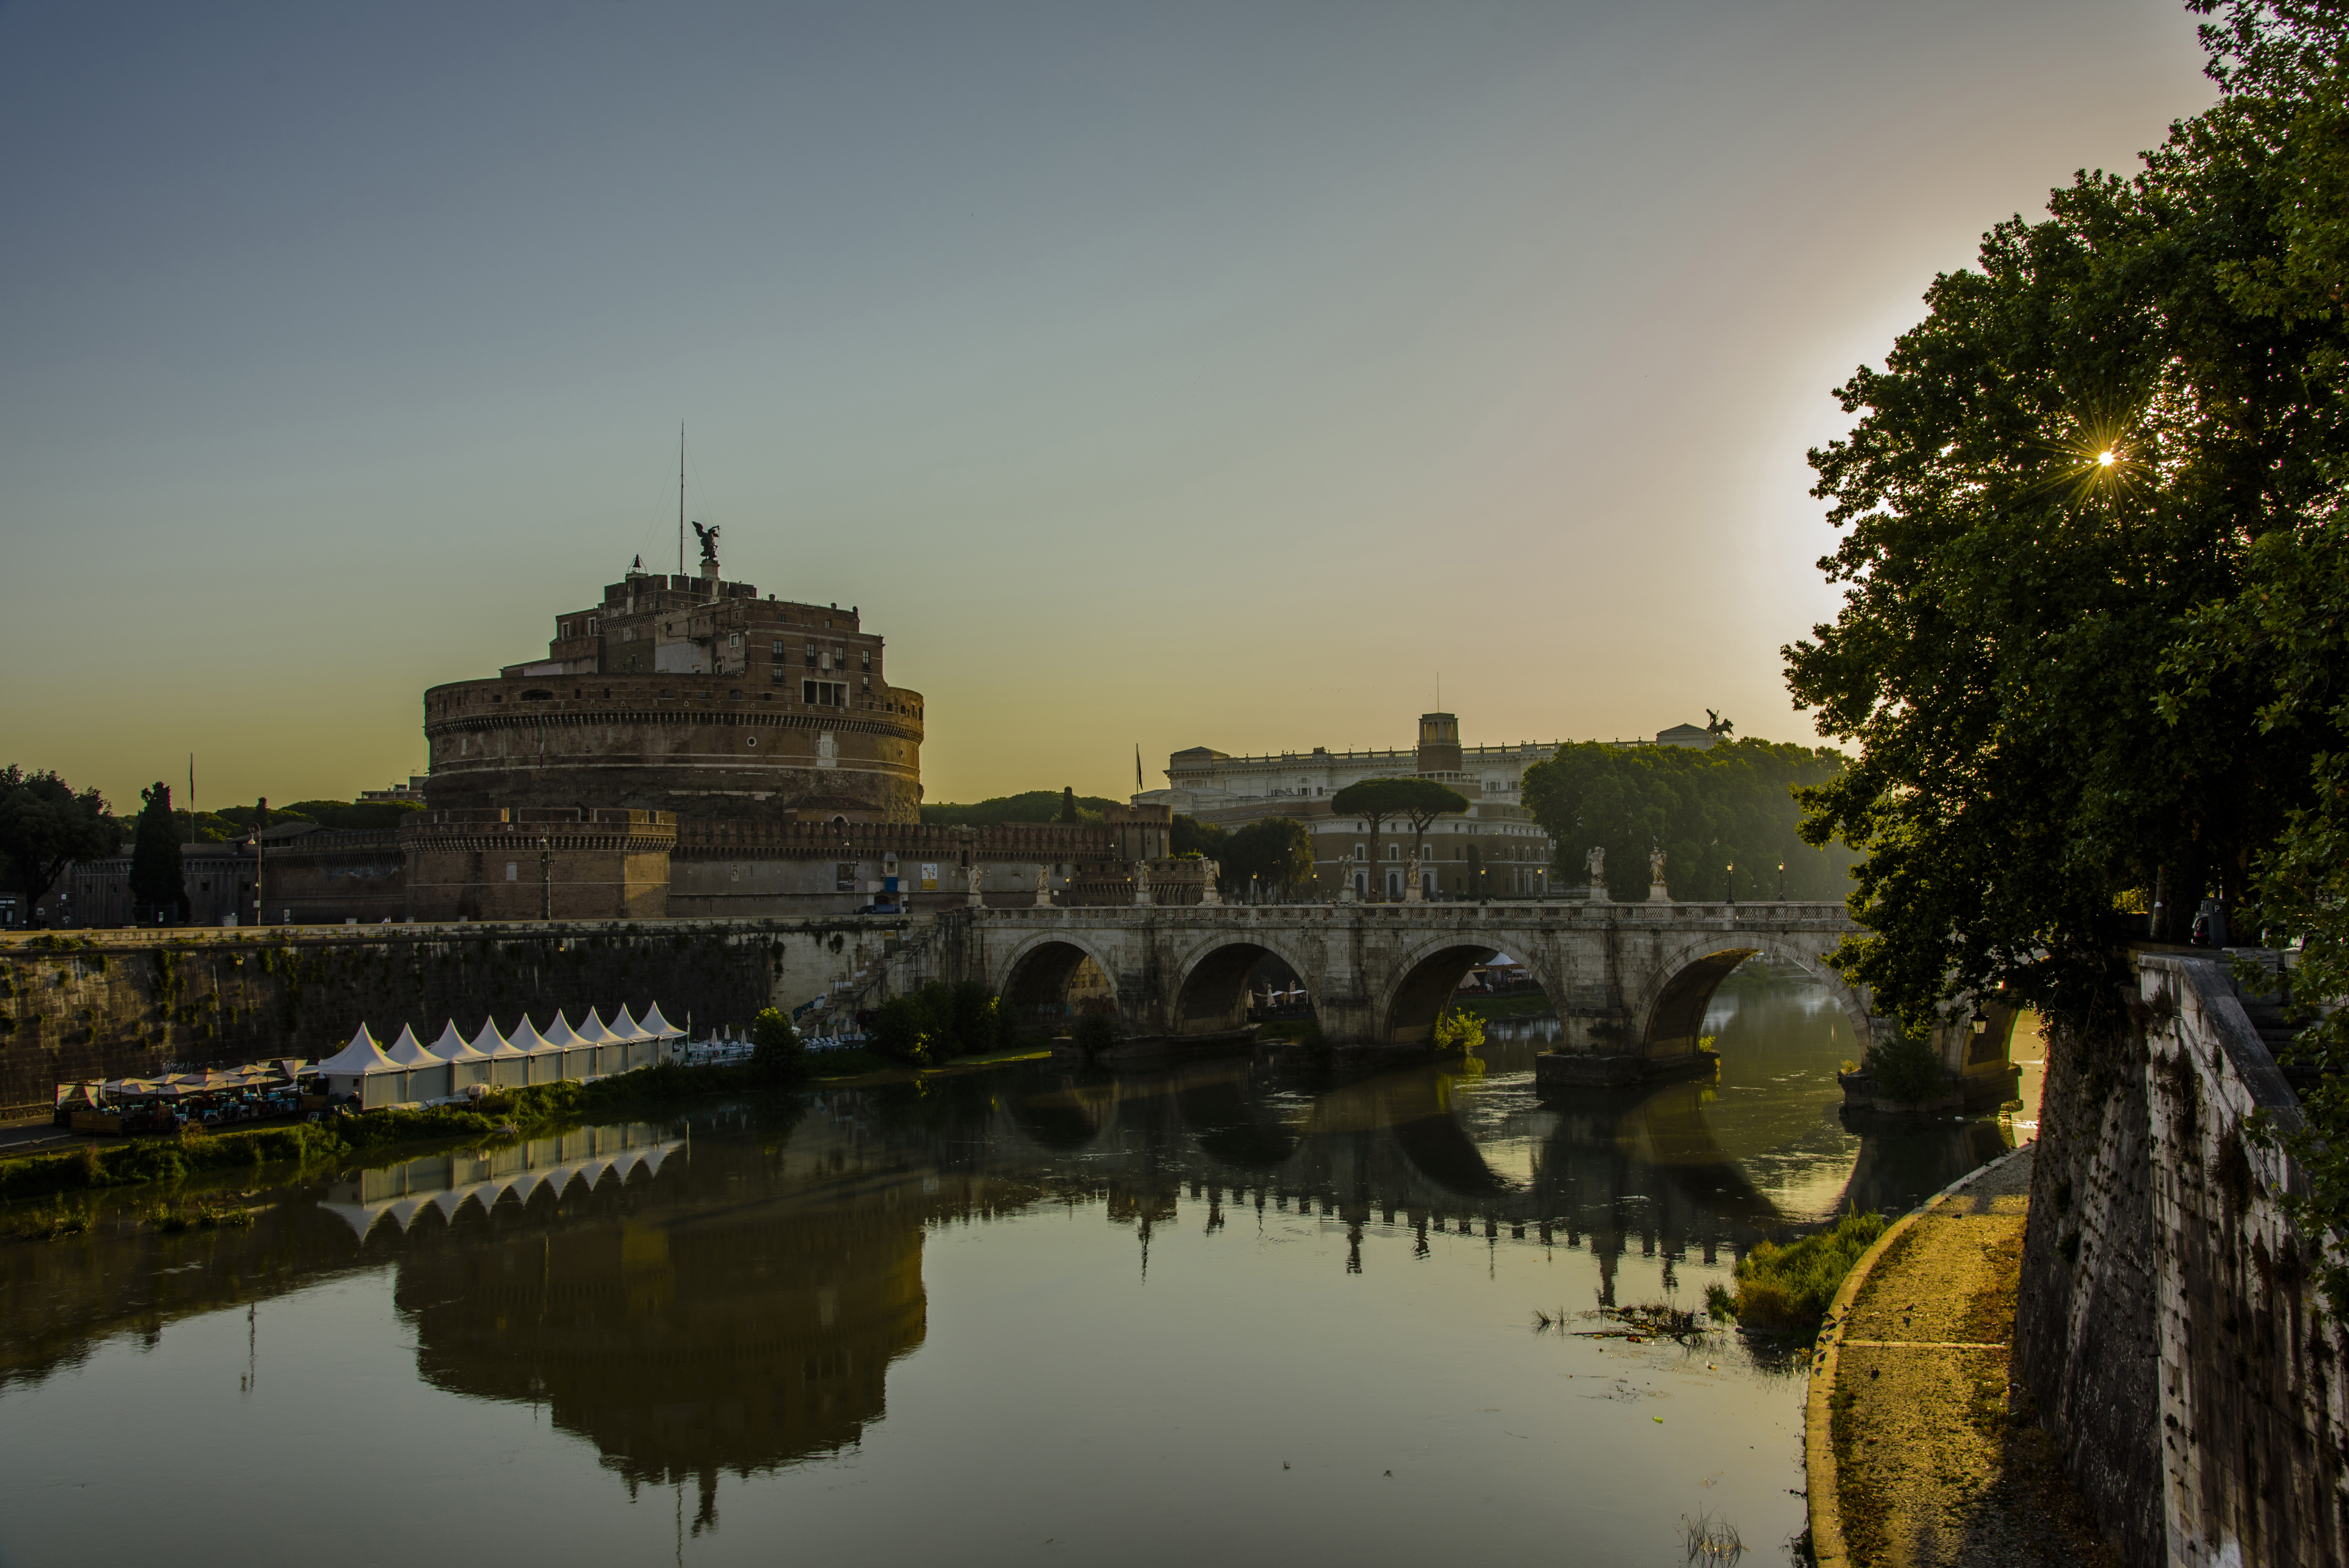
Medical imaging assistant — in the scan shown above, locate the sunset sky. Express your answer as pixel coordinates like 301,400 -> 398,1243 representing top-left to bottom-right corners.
0,0 -> 2214,812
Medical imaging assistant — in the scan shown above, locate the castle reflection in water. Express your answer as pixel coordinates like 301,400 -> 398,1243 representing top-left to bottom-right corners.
0,1014 -> 2016,1532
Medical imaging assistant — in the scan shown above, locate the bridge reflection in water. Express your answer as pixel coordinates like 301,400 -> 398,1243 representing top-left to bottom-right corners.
0,974 -> 2021,1544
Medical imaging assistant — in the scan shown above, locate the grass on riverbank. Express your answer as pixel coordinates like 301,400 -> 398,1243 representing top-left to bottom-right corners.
0,1123 -> 350,1204
0,1045 -> 1055,1212
1706,1210 -> 1889,1335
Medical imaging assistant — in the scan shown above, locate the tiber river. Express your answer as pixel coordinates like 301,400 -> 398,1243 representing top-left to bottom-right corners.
0,966 -> 2037,1567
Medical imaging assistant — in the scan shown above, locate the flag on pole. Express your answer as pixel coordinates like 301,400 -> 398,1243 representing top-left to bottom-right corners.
1135,744 -> 1144,793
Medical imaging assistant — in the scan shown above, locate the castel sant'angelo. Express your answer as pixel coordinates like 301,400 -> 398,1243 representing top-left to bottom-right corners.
423,545 -> 926,826
266,534 -> 1200,922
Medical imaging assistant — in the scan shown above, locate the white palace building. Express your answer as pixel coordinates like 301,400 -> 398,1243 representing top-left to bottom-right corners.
1135,713 -> 1719,901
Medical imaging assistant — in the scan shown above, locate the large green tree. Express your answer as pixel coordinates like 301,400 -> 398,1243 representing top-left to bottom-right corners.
1782,0 -> 2348,1036
1330,778 -> 1470,894
1219,817 -> 1316,901
1171,813 -> 1229,860
2151,0 -> 2349,1305
1522,740 -> 1852,903
127,782 -> 185,922
0,766 -> 118,911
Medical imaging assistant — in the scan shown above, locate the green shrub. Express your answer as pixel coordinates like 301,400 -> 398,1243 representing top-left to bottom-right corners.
1863,1032 -> 1947,1105
1072,1011 -> 1121,1057
750,1007 -> 805,1080
1431,1007 -> 1485,1053
869,995 -> 940,1065
1706,1211 -> 1889,1335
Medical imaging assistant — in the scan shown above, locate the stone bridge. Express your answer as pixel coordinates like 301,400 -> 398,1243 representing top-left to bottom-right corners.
923,899 -> 2023,1097
934,901 -> 1812,1075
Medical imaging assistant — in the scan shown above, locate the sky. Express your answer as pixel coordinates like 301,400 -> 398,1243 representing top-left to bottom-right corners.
0,0 -> 2218,812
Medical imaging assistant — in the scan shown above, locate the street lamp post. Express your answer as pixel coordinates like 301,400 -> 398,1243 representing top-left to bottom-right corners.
1778,861 -> 1786,902
1725,862 -> 1736,906
539,834 -> 552,921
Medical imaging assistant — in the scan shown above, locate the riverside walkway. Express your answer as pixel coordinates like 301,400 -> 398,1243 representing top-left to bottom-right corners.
1807,1146 -> 2118,1567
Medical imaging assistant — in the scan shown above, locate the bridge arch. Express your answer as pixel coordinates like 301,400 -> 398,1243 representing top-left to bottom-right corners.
1373,931 -> 1567,1045
1629,932 -> 1873,1061
1167,929 -> 1322,1036
992,930 -> 1127,1029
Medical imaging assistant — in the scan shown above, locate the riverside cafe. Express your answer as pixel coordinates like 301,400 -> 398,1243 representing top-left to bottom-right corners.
54,1061 -> 305,1134
310,1003 -> 684,1111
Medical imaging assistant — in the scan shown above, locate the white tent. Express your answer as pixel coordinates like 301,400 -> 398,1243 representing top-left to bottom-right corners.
606,1009 -> 651,1043
573,1010 -> 618,1046
317,1028 -> 399,1080
469,1017 -> 512,1057
636,1002 -> 683,1039
540,1013 -> 583,1051
383,1026 -> 437,1069
430,1021 -> 481,1061
508,1014 -> 557,1055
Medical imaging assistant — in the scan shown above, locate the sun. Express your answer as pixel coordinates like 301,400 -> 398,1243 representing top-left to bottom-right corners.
2097,449 -> 2117,467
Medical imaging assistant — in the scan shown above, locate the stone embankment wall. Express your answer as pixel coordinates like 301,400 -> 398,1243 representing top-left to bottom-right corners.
2017,951 -> 2345,1567
0,916 -> 942,1114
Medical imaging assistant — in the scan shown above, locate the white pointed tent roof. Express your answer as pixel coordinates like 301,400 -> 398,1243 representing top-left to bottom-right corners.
484,1016 -> 537,1060
636,1002 -> 683,1038
384,1025 -> 437,1069
468,1017 -> 512,1058
429,1021 -> 480,1062
605,1008 -> 651,1043
316,1025 -> 401,1077
540,1013 -> 584,1051
573,1010 -> 619,1047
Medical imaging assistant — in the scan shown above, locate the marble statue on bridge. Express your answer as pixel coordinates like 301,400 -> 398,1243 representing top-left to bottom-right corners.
1586,844 -> 1607,903
1649,845 -> 1669,903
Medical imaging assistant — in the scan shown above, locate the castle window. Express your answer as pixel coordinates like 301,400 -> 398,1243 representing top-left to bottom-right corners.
861,649 -> 871,670
773,641 -> 785,657
587,618 -> 596,635
805,642 -> 816,666
729,632 -> 741,648
861,676 -> 870,693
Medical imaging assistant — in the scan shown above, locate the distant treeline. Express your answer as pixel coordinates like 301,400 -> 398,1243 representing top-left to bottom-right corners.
175,798 -> 426,842
919,790 -> 1118,828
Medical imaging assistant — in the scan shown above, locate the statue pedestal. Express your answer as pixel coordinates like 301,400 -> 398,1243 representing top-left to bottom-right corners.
1647,883 -> 1671,903
1587,882 -> 1608,904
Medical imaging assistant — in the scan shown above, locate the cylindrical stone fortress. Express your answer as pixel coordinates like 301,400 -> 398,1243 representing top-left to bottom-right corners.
423,558 -> 924,824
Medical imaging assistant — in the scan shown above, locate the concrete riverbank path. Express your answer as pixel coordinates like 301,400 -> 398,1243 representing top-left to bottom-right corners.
1807,1145 -> 2118,1566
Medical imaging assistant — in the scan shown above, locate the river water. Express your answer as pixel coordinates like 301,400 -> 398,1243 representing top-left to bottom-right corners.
0,970 -> 2031,1567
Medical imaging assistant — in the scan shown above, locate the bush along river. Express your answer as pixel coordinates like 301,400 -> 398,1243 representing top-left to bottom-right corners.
0,964 -> 2031,1567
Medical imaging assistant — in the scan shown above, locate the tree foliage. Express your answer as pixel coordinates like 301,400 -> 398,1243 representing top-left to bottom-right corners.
750,1007 -> 806,1082
1219,817 -> 1316,900
1520,741 -> 1852,903
868,981 -> 1020,1066
1782,0 -> 2349,1036
0,766 -> 117,908
127,783 -> 185,922
1171,813 -> 1228,860
2149,0 -> 2349,1311
1330,777 -> 1470,883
